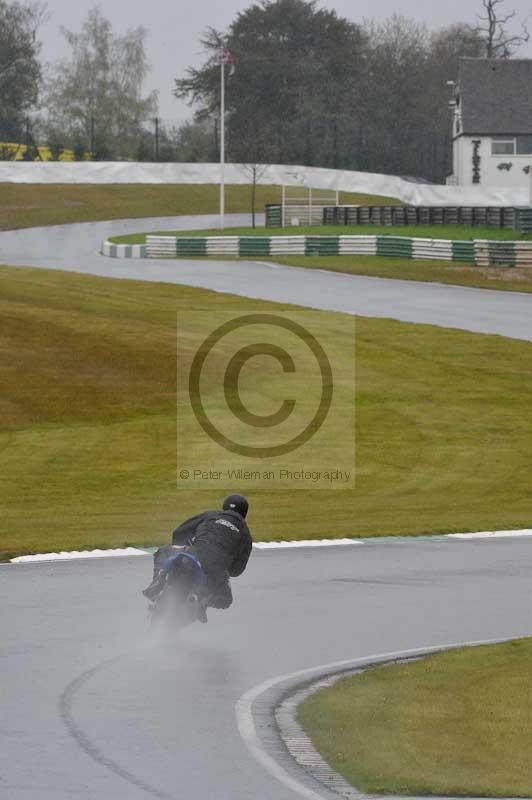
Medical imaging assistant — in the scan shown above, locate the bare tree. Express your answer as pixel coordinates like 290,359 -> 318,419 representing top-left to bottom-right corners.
239,163 -> 269,228
472,0 -> 530,57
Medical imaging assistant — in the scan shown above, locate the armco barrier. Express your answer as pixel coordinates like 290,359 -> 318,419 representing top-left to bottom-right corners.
102,235 -> 532,267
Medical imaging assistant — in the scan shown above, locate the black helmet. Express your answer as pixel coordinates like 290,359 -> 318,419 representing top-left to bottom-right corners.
223,494 -> 249,518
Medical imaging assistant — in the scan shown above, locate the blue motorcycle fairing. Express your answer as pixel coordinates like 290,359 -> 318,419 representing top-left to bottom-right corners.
162,551 -> 207,588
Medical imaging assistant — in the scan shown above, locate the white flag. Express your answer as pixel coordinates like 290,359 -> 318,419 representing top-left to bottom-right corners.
221,49 -> 236,77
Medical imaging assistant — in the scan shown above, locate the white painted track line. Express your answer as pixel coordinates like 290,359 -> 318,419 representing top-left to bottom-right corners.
8,530 -> 532,563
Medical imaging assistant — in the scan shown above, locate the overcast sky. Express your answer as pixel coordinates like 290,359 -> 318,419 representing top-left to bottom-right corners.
40,0 -> 532,120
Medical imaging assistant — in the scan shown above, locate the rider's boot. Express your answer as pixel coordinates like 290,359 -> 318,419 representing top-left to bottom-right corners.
142,569 -> 166,600
187,593 -> 208,623
197,596 -> 209,624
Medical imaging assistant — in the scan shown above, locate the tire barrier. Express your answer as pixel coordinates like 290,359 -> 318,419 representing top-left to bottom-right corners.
475,241 -> 532,267
321,205 -> 532,234
102,234 -> 532,267
100,241 -> 147,258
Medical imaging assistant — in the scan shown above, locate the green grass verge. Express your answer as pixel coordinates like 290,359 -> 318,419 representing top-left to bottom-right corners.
108,224 -> 532,294
274,255 -> 532,294
298,638 -> 532,797
110,223 -> 532,245
0,185 -> 400,230
1,264 -> 532,560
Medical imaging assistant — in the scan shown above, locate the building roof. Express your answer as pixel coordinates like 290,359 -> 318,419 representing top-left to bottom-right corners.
457,58 -> 532,135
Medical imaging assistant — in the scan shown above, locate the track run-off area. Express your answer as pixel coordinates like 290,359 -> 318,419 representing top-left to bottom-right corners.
1,214 -> 532,340
2,214 -> 532,799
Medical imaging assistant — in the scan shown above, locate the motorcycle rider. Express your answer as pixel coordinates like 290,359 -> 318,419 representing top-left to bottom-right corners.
142,494 -> 252,623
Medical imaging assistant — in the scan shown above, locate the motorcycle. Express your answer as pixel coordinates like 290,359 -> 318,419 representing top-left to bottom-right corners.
146,548 -> 208,628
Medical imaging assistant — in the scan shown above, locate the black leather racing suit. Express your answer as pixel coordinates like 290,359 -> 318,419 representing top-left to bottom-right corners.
169,509 -> 252,609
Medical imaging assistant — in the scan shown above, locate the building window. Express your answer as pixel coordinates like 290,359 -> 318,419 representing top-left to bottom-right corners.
492,138 -> 515,155
491,136 -> 532,155
516,135 -> 532,154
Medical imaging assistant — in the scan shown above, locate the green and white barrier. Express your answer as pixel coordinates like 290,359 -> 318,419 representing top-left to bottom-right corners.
475,240 -> 532,267
339,235 -> 377,255
101,241 -> 147,258
101,234 -> 532,267
145,234 -> 477,263
270,236 -> 304,255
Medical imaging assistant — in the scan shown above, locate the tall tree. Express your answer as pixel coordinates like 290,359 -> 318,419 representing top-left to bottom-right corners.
0,1 -> 46,140
174,117 -> 218,162
46,5 -> 158,159
174,0 -> 530,182
357,16 -> 433,175
174,0 -> 366,166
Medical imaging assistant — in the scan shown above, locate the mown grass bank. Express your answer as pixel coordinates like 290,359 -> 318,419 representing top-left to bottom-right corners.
1,264 -> 532,560
0,185 -> 399,230
298,638 -> 532,797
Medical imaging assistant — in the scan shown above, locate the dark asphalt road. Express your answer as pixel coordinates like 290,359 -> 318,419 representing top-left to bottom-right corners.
2,541 -> 532,799
1,214 -> 531,342
2,216 -> 532,798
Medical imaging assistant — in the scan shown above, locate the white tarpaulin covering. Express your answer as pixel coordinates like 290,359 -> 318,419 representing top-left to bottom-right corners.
0,161 -> 530,206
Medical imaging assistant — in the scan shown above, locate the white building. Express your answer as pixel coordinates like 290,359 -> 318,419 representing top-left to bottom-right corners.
449,58 -> 532,189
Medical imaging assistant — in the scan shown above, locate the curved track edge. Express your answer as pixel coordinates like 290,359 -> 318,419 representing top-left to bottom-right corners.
8,531 -> 532,564
236,637 -> 526,800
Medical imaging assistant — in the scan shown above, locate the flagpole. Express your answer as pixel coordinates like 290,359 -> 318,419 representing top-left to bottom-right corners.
220,51 -> 225,231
